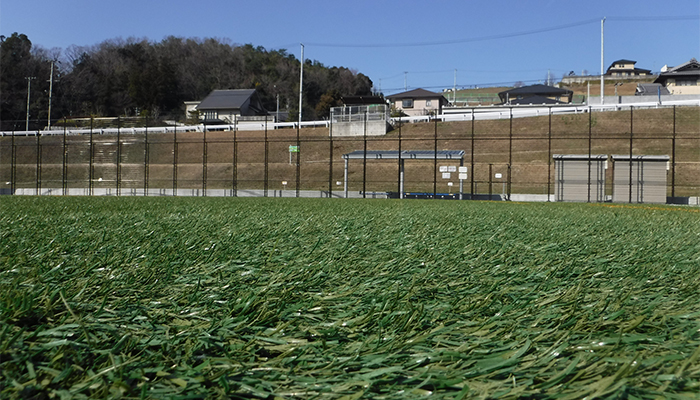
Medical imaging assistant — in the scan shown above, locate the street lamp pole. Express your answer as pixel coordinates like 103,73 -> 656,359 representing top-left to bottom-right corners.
25,76 -> 36,131
299,43 -> 304,126
600,17 -> 606,105
47,61 -> 55,130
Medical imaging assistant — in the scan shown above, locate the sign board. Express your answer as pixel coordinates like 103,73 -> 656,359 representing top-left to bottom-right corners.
439,166 -> 448,173
442,172 -> 451,179
459,173 -> 468,180
495,173 -> 503,179
447,166 -> 457,172
289,145 -> 299,153
459,166 -> 468,173
447,182 -> 453,187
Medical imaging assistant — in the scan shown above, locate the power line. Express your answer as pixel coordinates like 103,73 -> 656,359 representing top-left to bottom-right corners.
304,15 -> 698,49
306,19 -> 600,48
607,15 -> 700,21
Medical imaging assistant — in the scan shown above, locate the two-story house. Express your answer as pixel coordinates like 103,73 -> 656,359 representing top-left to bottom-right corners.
606,59 -> 651,77
386,88 -> 447,117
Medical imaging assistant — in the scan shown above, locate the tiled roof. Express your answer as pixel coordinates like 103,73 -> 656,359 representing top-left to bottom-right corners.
197,89 -> 256,110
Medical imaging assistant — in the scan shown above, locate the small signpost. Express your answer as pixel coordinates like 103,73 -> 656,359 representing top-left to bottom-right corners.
495,173 -> 504,197
289,145 -> 299,164
458,166 -> 468,199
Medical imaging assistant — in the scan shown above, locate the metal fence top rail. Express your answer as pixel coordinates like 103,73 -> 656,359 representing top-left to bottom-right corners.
611,155 -> 670,161
553,154 -> 609,160
342,150 -> 465,160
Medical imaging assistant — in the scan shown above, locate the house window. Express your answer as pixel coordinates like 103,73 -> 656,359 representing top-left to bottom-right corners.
676,78 -> 698,86
402,99 -> 414,108
426,100 -> 432,107
204,110 -> 218,120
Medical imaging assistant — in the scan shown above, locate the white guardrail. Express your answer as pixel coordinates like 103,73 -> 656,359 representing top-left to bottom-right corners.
2,99 -> 698,136
0,120 -> 331,137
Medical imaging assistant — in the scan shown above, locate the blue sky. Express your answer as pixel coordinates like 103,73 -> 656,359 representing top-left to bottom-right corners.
2,0 -> 698,95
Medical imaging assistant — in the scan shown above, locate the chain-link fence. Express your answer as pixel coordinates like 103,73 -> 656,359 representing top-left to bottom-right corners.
1,106 -> 698,203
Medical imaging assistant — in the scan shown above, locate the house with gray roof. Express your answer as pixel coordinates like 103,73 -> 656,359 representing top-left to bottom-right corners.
498,84 -> 573,105
606,59 -> 651,77
186,89 -> 268,123
654,58 -> 700,95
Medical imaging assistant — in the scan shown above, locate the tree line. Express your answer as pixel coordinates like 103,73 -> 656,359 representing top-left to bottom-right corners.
1,33 -> 374,130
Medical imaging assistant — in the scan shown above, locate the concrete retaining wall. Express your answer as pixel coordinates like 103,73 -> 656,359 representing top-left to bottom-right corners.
331,120 -> 387,137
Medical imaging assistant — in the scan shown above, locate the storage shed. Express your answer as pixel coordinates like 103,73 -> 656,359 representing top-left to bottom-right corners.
612,155 -> 669,204
553,155 -> 607,202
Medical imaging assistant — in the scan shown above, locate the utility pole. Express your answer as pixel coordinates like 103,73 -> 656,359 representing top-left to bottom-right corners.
274,84 -> 279,124
299,43 -> 304,126
453,69 -> 457,103
404,71 -> 407,91
47,61 -> 55,130
600,17 -> 606,105
25,76 -> 36,131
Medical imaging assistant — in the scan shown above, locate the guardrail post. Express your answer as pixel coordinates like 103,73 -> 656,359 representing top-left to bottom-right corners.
62,118 -> 67,195
172,121 -> 177,196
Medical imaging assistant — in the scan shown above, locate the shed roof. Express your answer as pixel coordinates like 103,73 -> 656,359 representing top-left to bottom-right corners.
553,154 -> 608,160
611,155 -> 670,161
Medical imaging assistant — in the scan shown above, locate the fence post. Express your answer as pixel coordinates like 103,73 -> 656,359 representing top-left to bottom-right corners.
433,116 -> 438,199
508,107 -> 513,200
507,164 -> 512,200
489,163 -> 493,199
36,121 -> 41,195
471,108 -> 475,199
117,116 -> 121,196
62,118 -> 67,195
233,117 -> 238,197
264,118 -> 269,197
362,110 -> 367,198
547,107 -> 552,201
202,121 -> 207,196
398,114 -> 402,198
587,107 -> 592,203
89,117 -> 94,196
295,119 -> 300,198
671,105 -> 676,198
173,121 -> 177,196
629,106 -> 634,203
10,126 -> 15,194
328,114 -> 334,197
144,117 -> 149,196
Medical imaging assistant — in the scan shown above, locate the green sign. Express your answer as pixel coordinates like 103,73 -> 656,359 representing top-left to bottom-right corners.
289,145 -> 299,153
